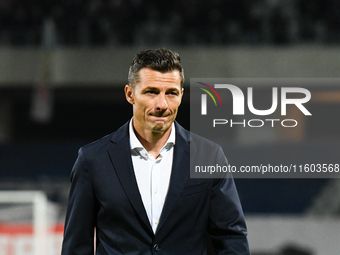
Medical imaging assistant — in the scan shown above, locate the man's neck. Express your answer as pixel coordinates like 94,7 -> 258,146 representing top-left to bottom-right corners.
133,124 -> 172,159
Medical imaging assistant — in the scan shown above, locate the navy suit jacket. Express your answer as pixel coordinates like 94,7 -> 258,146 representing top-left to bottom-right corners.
61,121 -> 250,255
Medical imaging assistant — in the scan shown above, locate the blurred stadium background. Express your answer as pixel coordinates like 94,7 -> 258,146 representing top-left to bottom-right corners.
0,0 -> 340,254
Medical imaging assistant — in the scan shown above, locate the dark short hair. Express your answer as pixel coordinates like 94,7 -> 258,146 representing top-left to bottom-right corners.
128,49 -> 184,88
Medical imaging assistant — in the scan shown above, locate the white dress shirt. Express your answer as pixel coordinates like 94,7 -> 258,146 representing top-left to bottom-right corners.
129,119 -> 175,233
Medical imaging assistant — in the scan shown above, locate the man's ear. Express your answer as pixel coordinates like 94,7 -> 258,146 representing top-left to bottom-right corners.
125,84 -> 134,104
179,88 -> 184,104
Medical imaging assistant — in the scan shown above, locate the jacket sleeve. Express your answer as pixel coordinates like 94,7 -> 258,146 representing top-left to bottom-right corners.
61,148 -> 97,255
208,146 -> 250,255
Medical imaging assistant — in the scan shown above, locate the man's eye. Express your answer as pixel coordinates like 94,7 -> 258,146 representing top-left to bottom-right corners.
145,91 -> 157,94
167,92 -> 178,96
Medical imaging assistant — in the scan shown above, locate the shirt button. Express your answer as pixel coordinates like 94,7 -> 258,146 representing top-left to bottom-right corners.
154,190 -> 158,194
153,244 -> 160,252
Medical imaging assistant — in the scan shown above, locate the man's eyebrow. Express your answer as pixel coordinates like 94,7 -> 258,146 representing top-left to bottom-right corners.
142,86 -> 160,91
166,87 -> 180,92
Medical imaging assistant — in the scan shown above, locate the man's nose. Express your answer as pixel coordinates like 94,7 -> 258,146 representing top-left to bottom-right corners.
155,93 -> 168,110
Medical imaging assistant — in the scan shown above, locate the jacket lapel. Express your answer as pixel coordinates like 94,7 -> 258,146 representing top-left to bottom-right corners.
107,122 -> 153,234
156,122 -> 191,233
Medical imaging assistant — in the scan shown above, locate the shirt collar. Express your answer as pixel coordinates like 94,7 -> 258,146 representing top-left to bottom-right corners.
129,118 -> 175,158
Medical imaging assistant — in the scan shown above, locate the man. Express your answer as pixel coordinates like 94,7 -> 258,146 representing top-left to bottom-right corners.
61,49 -> 250,255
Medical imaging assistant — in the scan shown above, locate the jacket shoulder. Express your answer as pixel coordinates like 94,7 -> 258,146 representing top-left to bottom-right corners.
190,131 -> 223,151
81,133 -> 112,155
80,121 -> 129,157
174,121 -> 223,152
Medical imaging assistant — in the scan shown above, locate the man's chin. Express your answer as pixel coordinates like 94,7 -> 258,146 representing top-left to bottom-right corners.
150,123 -> 171,134
151,126 -> 165,133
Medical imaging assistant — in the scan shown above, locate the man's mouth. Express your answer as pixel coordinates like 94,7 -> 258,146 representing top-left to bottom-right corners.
149,114 -> 170,120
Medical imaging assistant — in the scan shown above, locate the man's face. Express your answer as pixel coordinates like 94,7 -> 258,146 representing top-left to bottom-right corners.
125,68 -> 183,136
